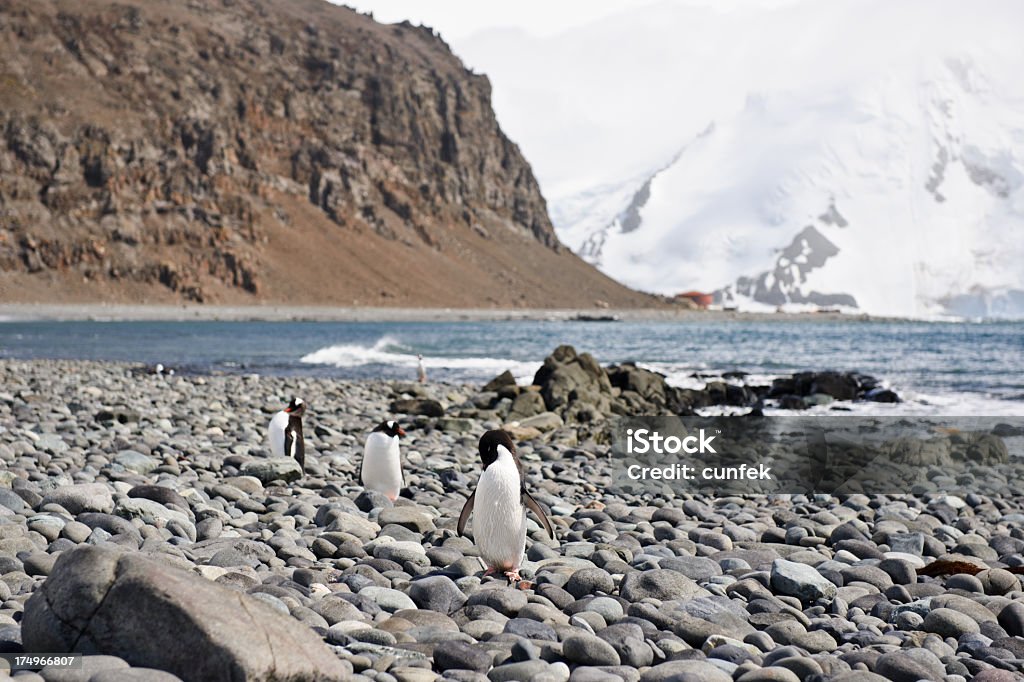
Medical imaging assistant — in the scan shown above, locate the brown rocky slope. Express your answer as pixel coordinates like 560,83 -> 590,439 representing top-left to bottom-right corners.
0,0 -> 659,308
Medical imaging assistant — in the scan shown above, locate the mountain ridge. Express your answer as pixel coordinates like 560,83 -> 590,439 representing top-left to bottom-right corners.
450,0 -> 1024,318
0,0 -> 657,308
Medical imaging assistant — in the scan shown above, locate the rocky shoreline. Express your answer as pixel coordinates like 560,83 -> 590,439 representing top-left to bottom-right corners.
0,303 -> 879,323
2,357 -> 1024,682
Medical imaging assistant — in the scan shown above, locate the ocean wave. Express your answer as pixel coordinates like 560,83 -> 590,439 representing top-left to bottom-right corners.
300,336 -> 539,382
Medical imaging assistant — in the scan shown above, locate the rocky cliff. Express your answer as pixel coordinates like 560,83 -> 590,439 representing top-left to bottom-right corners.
0,0 -> 655,307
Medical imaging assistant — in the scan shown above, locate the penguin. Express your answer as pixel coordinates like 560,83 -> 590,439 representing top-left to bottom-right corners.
416,354 -> 427,384
361,420 -> 405,500
457,429 -> 555,582
268,397 -> 305,472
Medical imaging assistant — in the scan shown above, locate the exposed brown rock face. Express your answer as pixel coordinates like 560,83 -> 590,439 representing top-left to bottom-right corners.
0,0 -> 657,307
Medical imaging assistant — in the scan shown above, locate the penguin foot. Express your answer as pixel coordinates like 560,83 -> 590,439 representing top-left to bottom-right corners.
504,570 -> 523,583
482,567 -> 498,578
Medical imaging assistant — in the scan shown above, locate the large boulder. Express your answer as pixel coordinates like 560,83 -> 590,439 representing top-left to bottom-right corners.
532,345 -> 613,415
240,458 -> 303,484
22,546 -> 348,681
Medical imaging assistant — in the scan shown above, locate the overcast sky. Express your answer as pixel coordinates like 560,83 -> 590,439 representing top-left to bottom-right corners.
337,1 -> 664,41
337,1 -> 806,45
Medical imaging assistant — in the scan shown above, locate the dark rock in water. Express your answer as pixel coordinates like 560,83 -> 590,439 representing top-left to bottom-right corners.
806,371 -> 859,400
769,377 -> 797,397
22,546 -> 348,680
866,388 -> 901,403
777,395 -> 808,410
483,370 -> 517,392
993,423 -> 1024,437
390,398 -> 444,417
768,370 -> 897,405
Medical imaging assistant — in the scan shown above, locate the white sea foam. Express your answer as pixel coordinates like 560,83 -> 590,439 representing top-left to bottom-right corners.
300,336 -> 540,383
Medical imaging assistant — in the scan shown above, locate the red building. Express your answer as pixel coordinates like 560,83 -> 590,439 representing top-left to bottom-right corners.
676,291 -> 713,308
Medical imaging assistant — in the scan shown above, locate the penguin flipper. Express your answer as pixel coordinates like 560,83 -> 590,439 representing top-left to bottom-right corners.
285,427 -> 305,473
457,490 -> 476,537
523,490 -> 555,540
294,436 -> 305,472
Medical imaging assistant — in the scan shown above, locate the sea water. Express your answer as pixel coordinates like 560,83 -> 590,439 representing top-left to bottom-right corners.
1,319 -> 1021,415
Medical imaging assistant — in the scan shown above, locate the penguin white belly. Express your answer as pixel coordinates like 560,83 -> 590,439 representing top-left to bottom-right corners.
362,432 -> 403,499
268,411 -> 288,457
473,454 -> 527,571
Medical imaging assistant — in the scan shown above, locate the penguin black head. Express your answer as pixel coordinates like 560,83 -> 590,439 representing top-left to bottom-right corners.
373,420 -> 405,438
284,397 -> 305,417
479,429 -> 516,469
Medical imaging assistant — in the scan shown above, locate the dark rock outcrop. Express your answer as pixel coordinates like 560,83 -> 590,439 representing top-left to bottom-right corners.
479,346 -> 901,434
533,345 -> 613,419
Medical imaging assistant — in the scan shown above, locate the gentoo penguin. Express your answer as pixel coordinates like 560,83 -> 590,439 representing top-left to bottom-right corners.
361,420 -> 405,500
268,398 -> 306,472
458,430 -> 554,582
416,354 -> 427,384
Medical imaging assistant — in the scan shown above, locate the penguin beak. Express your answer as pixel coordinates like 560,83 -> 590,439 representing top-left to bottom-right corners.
397,427 -> 406,437
284,407 -> 292,413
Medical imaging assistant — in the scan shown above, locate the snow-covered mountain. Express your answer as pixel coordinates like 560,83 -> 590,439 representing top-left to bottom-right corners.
453,0 -> 1024,318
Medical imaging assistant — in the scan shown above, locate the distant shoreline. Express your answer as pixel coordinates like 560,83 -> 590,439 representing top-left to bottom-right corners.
0,303 -> 893,323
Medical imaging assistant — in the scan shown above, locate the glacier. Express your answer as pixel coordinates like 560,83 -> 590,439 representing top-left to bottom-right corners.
452,0 -> 1024,318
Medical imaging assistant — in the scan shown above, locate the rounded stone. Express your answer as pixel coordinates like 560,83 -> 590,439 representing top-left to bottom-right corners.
923,608 -> 981,638
562,633 -> 621,666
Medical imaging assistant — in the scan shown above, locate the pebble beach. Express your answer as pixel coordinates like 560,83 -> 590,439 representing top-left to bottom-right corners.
3,357 -> 1024,682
